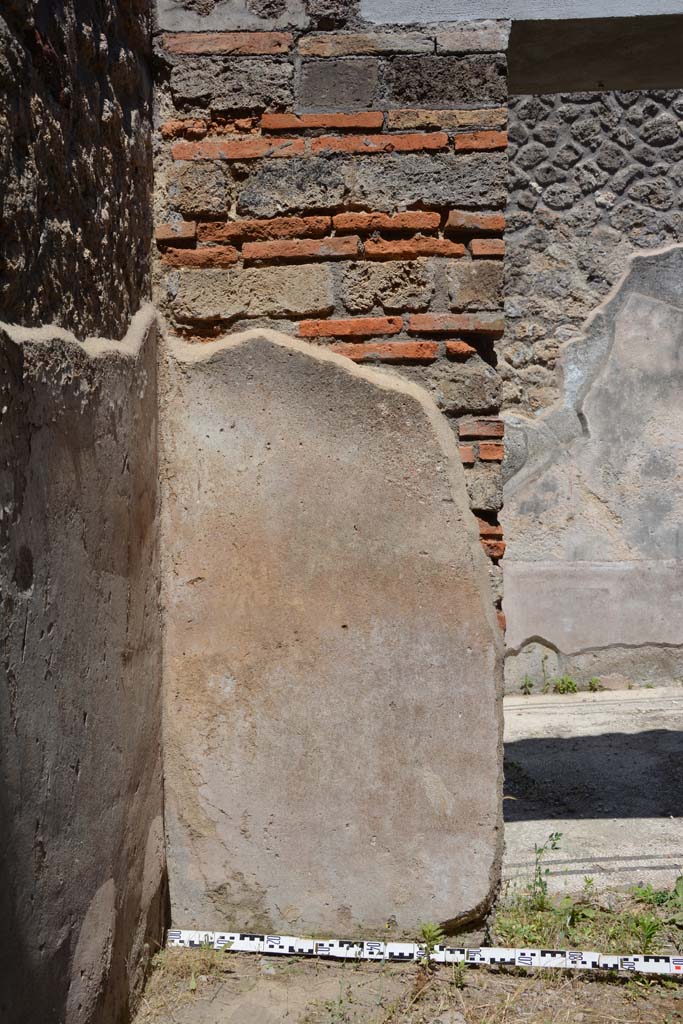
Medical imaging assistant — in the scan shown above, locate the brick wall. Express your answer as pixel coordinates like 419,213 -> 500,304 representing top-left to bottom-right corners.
153,19 -> 510,618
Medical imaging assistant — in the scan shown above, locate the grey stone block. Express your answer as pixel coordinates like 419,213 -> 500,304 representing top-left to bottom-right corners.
167,161 -> 234,217
297,57 -> 380,112
381,54 -> 507,109
170,57 -> 294,111
236,152 -> 507,217
156,0 -> 309,31
465,462 -> 503,512
337,259 -> 436,313
161,331 -> 502,934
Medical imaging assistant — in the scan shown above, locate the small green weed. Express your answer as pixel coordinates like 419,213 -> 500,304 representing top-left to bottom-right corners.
633,913 -> 660,954
530,831 -> 562,910
588,677 -> 603,692
520,675 -> 534,696
418,921 -> 445,972
552,676 -> 578,694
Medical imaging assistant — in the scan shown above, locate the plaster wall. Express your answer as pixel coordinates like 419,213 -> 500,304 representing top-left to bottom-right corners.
0,4 -> 163,1022
160,331 -> 503,936
360,1 -> 683,23
0,310 -> 165,1024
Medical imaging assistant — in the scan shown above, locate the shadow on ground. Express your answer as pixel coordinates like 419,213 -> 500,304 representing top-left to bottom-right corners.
504,729 -> 683,821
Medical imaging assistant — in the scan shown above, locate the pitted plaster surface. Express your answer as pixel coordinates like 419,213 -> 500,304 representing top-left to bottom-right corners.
160,329 -> 503,936
502,247 -> 683,688
0,307 -> 165,1024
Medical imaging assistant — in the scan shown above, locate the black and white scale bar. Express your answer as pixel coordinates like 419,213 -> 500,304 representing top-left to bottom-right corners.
167,930 -> 683,977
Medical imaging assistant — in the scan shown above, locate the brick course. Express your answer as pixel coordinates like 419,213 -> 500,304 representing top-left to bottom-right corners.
299,316 -> 403,338
162,32 -> 293,55
330,341 -> 439,363
242,236 -> 360,262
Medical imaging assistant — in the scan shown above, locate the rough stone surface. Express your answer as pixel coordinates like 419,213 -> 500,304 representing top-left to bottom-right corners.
502,246 -> 683,689
236,152 -> 507,217
448,260 -> 504,311
169,56 -> 293,110
0,3 -> 153,339
167,161 -> 235,217
161,331 -> 502,935
338,259 -> 436,313
156,0 -> 309,31
0,308 -> 165,1023
381,54 -> 507,109
503,90 -> 683,414
170,265 -> 334,322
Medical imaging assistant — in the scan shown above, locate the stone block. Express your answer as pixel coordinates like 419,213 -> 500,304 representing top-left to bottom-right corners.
156,0 -> 309,32
297,57 -> 380,112
299,30 -> 433,55
448,260 -> 504,310
381,55 -> 507,109
422,357 -> 502,416
436,21 -> 511,52
235,152 -> 506,217
337,259 -> 436,313
171,265 -> 335,322
167,161 -> 234,217
465,461 -> 503,512
161,331 -> 502,934
170,58 -> 294,111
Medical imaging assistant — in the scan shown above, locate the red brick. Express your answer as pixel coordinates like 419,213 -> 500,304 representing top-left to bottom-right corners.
171,137 -> 305,161
160,118 -> 208,140
364,238 -> 465,260
497,609 -> 507,631
197,216 -> 331,243
478,442 -> 505,462
482,539 -> 506,560
445,339 -> 476,359
332,211 -> 440,233
454,130 -> 508,151
261,111 -> 384,131
471,238 -> 506,258
459,444 -> 475,465
161,247 -> 239,268
476,517 -> 503,539
311,132 -> 448,155
156,221 -> 197,245
446,210 -> 505,235
409,313 -> 504,335
242,236 -> 360,262
298,316 -> 402,338
162,31 -> 293,55
458,418 -> 505,440
331,342 -> 439,363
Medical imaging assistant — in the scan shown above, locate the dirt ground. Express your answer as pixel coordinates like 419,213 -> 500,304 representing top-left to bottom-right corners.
133,949 -> 683,1024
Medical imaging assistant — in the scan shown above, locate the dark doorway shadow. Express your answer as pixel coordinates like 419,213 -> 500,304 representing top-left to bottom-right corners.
504,729 -> 683,822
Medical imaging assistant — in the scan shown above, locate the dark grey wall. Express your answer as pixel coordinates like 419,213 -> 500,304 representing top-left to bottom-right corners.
0,1 -> 153,339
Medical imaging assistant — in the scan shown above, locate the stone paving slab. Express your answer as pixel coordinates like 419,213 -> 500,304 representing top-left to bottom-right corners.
503,687 -> 683,893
